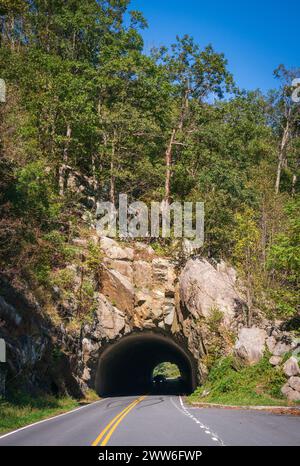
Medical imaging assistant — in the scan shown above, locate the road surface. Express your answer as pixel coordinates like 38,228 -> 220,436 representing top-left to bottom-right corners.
0,396 -> 300,446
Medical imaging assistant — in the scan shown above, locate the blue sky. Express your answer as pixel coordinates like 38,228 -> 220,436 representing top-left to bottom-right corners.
129,0 -> 299,93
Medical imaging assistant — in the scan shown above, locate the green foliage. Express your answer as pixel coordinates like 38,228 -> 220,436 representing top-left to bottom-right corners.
14,161 -> 60,226
0,393 -> 79,434
268,197 -> 300,277
51,268 -> 76,293
189,355 -> 289,406
206,307 -> 224,333
30,231 -> 76,287
267,197 -> 300,317
153,362 -> 181,379
86,242 -> 103,275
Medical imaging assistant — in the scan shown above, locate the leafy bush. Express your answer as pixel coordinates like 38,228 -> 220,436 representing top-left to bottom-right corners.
189,355 -> 288,406
14,161 -> 60,226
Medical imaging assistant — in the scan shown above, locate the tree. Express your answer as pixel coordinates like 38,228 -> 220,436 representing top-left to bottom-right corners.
268,197 -> 300,317
153,35 -> 233,204
269,65 -> 300,195
233,208 -> 261,326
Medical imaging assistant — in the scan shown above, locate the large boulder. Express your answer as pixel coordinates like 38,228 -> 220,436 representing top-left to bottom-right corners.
96,295 -> 126,340
283,357 -> 300,377
104,259 -> 133,281
234,327 -> 267,365
100,237 -> 134,261
101,268 -> 134,313
289,377 -> 300,392
269,356 -> 283,366
179,258 -> 245,324
281,382 -> 300,402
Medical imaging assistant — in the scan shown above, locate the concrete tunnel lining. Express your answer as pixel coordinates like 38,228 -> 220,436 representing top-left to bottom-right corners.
95,332 -> 197,396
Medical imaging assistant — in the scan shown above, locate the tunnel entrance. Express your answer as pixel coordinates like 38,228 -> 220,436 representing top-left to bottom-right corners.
95,332 -> 197,397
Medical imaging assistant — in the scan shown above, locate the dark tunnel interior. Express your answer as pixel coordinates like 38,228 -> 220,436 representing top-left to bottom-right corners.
95,333 -> 197,397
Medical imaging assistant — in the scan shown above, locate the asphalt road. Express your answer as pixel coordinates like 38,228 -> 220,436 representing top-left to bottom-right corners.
0,396 -> 300,446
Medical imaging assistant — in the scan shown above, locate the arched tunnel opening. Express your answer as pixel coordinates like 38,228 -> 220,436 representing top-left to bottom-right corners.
95,333 -> 197,397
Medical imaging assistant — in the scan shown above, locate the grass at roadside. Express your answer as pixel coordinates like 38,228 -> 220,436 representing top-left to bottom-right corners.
0,390 -> 100,435
188,355 -> 298,407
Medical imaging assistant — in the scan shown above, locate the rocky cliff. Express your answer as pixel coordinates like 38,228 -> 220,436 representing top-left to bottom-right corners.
1,235 -> 299,401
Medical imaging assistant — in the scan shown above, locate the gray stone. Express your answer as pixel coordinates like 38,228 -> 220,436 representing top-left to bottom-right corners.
273,341 -> 292,357
96,295 -> 126,340
104,259 -> 133,281
82,367 -> 91,382
163,304 -> 176,327
100,237 -> 134,261
281,383 -> 300,402
289,376 -> 300,392
269,356 -> 282,366
82,338 -> 93,364
234,327 -> 267,364
101,268 -> 134,313
266,336 -> 277,353
283,357 -> 300,377
179,258 -> 245,324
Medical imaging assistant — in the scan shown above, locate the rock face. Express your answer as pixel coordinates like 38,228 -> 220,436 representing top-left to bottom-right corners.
269,356 -> 283,366
101,269 -> 135,314
0,277 -> 84,398
3,234 -> 298,401
283,357 -> 300,377
100,237 -> 134,261
179,259 -> 245,325
234,327 -> 267,364
281,382 -> 300,402
96,295 -> 126,340
1,238 -> 257,397
273,341 -> 292,357
99,239 -> 177,331
289,377 -> 300,392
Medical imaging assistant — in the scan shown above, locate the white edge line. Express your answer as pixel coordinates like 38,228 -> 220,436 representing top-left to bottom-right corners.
0,398 -> 109,440
177,396 -> 225,447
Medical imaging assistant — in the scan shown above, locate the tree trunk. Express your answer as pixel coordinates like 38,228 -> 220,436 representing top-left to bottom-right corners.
261,199 -> 267,271
59,124 -> 71,196
110,137 -> 116,204
292,158 -> 299,195
292,173 -> 298,196
164,83 -> 190,204
9,17 -> 15,51
91,153 -> 99,205
246,269 -> 253,327
275,122 -> 290,195
164,128 -> 177,204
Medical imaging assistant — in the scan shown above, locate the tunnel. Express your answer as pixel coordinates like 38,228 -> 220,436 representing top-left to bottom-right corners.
95,332 -> 197,397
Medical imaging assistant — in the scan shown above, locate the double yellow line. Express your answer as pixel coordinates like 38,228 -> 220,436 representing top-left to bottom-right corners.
92,395 -> 146,447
